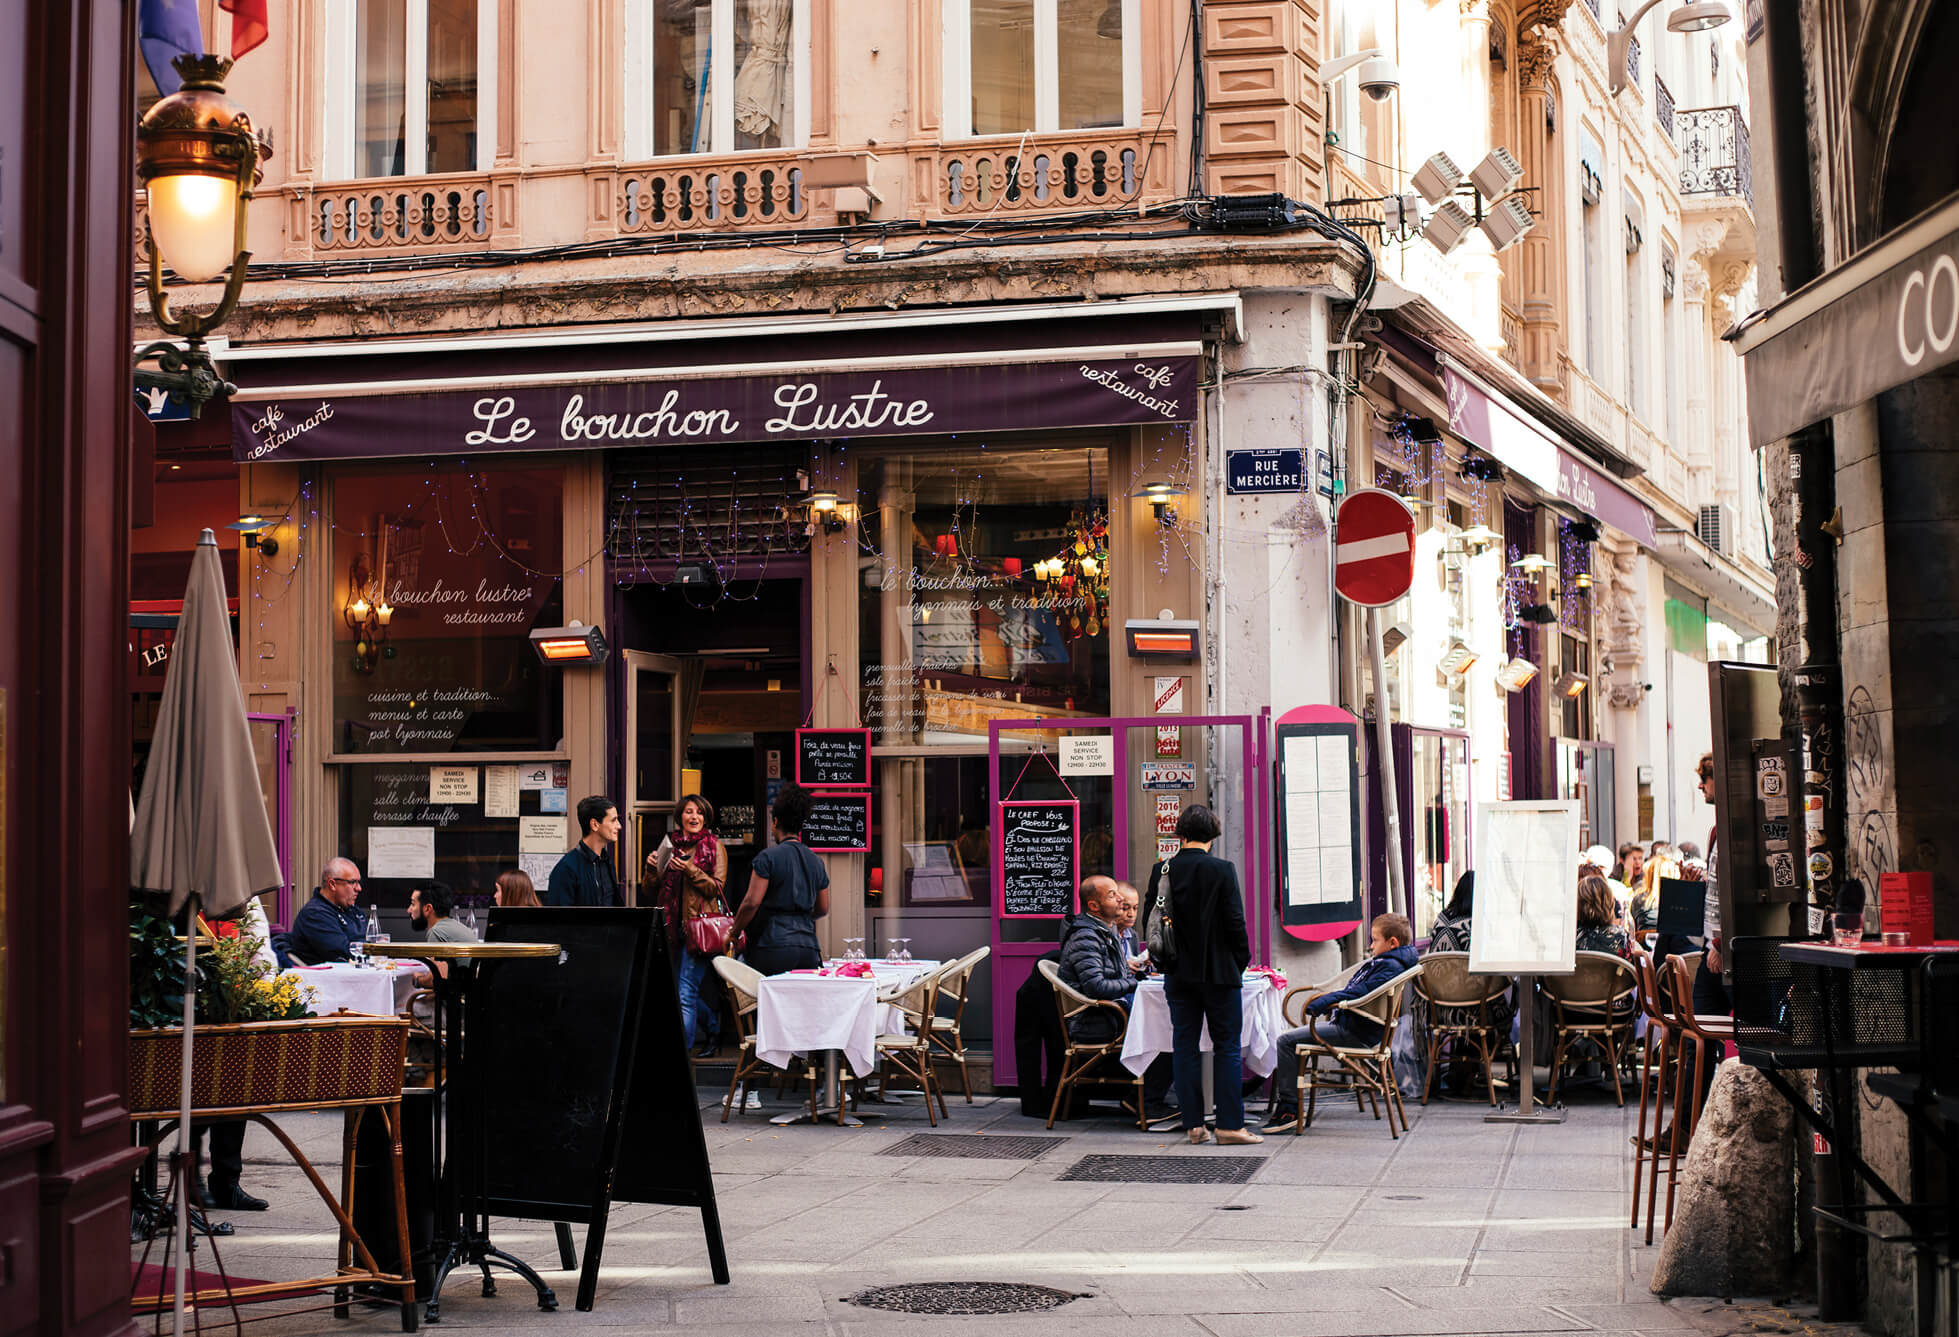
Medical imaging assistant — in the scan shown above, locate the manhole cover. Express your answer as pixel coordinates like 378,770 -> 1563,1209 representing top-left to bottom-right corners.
880,1133 -> 1066,1161
1057,1155 -> 1265,1185
844,1283 -> 1086,1315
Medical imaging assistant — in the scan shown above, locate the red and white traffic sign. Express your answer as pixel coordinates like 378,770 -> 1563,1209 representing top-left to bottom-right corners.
1333,488 -> 1417,606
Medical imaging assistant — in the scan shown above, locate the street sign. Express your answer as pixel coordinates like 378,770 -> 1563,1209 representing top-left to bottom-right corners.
1225,449 -> 1305,494
1333,488 -> 1416,607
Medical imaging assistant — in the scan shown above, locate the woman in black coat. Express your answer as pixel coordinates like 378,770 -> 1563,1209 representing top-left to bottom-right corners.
1141,804 -> 1260,1145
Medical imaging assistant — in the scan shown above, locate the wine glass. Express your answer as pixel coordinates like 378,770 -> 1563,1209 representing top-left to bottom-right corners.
897,938 -> 913,964
885,937 -> 902,963
845,937 -> 864,961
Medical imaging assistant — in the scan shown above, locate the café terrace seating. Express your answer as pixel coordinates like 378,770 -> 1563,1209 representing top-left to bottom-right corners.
1281,962 -> 1424,1139
1036,959 -> 1145,1130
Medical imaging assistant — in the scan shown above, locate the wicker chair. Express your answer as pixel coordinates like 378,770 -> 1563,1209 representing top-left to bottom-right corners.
1412,952 -> 1512,1106
1035,959 -> 1144,1129
873,964 -> 949,1125
1281,962 -> 1425,1138
1541,951 -> 1640,1105
710,955 -> 816,1123
925,945 -> 989,1103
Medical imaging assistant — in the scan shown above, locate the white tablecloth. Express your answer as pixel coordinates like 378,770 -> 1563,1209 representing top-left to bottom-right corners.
1120,975 -> 1286,1077
755,975 -> 879,1078
292,962 -> 400,1017
826,959 -> 941,1034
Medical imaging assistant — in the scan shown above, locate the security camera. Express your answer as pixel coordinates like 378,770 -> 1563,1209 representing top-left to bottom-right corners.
1357,55 -> 1401,102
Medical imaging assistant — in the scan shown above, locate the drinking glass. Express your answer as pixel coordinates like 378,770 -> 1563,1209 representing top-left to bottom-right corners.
348,941 -> 366,968
885,938 -> 902,963
845,937 -> 864,961
1832,912 -> 1864,948
897,938 -> 913,963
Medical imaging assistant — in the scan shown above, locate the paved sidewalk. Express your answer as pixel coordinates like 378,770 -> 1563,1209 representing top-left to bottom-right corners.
158,1079 -> 1844,1337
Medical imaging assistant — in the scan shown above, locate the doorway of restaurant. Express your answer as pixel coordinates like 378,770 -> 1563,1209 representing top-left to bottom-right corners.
613,575 -> 809,907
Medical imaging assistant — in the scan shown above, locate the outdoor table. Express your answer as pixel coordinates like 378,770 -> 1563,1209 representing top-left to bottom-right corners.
1120,973 -> 1285,1080
824,958 -> 942,1034
754,972 -> 887,1127
366,940 -> 561,1323
291,960 -> 406,1017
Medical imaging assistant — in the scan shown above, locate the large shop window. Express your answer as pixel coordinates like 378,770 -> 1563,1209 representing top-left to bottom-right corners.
327,0 -> 493,179
856,443 -> 1111,747
943,0 -> 1139,138
332,464 -> 565,756
624,0 -> 806,158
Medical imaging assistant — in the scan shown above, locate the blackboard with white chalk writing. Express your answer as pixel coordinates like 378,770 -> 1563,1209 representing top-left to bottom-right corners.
802,790 -> 871,852
795,728 -> 871,788
996,801 -> 1080,918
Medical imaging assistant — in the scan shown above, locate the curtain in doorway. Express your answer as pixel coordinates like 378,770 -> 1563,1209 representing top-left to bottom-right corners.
733,0 -> 791,138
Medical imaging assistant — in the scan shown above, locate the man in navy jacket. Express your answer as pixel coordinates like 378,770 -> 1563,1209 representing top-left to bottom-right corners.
286,858 -> 371,963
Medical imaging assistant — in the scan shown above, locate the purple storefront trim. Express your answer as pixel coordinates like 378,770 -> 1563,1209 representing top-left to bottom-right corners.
231,355 -> 1202,464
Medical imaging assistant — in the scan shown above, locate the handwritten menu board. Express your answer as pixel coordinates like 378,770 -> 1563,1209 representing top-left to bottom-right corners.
802,790 -> 871,853
796,728 -> 871,788
997,801 -> 1080,918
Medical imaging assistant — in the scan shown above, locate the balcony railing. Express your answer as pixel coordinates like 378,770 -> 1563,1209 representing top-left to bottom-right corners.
1655,75 -> 1676,143
298,173 -> 505,255
1677,105 -> 1752,212
915,130 -> 1175,217
1625,34 -> 1641,89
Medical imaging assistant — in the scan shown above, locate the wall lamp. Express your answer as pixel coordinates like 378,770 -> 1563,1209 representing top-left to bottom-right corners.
226,513 -> 279,557
806,489 -> 850,534
1132,480 -> 1184,527
1607,2 -> 1731,95
134,55 -> 270,419
1510,553 -> 1554,574
1451,523 -> 1501,555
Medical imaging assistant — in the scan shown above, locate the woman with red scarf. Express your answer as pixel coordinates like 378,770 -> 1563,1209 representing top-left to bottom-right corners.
647,794 -> 729,1057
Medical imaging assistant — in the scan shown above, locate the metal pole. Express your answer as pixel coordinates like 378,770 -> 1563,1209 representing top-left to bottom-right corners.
1485,971 -> 1562,1124
1367,606 -> 1408,919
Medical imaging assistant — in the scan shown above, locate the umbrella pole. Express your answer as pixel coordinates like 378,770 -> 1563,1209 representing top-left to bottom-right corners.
173,892 -> 198,1337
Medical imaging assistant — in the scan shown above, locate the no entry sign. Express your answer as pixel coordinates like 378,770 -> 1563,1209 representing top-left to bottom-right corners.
1333,488 -> 1417,607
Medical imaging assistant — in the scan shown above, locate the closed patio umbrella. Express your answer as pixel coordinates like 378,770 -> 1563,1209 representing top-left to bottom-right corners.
130,528 -> 283,1335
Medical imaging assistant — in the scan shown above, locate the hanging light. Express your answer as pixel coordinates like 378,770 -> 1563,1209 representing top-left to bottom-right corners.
1510,553 -> 1554,573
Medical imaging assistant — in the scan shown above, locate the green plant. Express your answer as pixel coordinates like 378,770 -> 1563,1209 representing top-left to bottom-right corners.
129,895 -> 195,1029
198,933 -> 316,1023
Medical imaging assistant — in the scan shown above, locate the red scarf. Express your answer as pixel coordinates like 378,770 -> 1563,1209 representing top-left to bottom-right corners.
659,827 -> 722,926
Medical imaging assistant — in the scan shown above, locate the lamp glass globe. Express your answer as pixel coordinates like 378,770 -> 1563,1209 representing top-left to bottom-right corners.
147,172 -> 238,283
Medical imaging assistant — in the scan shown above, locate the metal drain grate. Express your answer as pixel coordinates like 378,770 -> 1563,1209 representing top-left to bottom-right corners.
1057,1155 -> 1266,1184
844,1282 -> 1086,1315
880,1133 -> 1067,1161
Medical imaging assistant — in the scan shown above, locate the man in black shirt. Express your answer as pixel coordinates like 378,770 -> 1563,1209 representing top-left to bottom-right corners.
546,795 -> 623,907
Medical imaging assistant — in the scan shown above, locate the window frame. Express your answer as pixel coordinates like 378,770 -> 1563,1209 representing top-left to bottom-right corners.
940,0 -> 1143,140
622,0 -> 813,162
323,0 -> 499,182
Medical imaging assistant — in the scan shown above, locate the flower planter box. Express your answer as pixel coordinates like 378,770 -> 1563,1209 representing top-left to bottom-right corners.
127,1015 -> 408,1118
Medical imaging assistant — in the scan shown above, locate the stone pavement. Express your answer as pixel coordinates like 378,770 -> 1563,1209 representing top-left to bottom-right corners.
158,1078 -> 1857,1337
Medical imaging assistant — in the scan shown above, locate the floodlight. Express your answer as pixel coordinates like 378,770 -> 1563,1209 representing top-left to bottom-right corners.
1496,658 -> 1539,692
1480,195 -> 1535,252
1422,201 -> 1474,255
1411,151 -> 1466,205
1470,147 -> 1524,200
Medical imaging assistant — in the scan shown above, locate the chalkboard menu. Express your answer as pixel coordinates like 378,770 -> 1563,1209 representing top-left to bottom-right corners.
802,790 -> 871,852
795,728 -> 871,787
997,801 -> 1080,917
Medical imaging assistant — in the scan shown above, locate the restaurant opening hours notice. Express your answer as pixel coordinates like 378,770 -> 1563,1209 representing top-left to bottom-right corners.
997,801 -> 1080,917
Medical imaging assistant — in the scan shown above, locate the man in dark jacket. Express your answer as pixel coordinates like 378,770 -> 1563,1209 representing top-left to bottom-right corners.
1058,876 -> 1135,1041
1262,912 -> 1420,1133
287,858 -> 371,964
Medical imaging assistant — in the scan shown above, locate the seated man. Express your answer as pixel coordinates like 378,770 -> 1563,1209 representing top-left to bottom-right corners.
1262,913 -> 1419,1133
1058,876 -> 1172,1118
286,858 -> 371,964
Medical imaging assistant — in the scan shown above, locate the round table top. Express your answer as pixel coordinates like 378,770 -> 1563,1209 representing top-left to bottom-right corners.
365,941 -> 560,961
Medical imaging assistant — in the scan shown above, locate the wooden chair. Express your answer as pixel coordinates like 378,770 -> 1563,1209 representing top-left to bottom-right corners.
873,964 -> 950,1125
1542,951 -> 1640,1105
1412,952 -> 1512,1106
1631,951 -> 1686,1243
710,955 -> 816,1123
925,945 -> 989,1103
1664,953 -> 1737,1225
1281,963 -> 1425,1138
1035,960 -> 1144,1129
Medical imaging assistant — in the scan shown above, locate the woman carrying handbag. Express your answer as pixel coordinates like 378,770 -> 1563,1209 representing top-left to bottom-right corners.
650,794 -> 731,1058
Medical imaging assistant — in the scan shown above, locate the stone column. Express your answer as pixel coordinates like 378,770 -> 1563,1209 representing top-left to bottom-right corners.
1515,26 -> 1564,392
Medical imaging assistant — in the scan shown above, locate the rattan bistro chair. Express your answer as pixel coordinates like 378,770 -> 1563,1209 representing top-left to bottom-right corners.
1036,959 -> 1144,1129
873,964 -> 950,1124
925,945 -> 989,1103
1413,952 -> 1512,1106
1281,962 -> 1424,1138
1542,951 -> 1640,1105
711,955 -> 817,1123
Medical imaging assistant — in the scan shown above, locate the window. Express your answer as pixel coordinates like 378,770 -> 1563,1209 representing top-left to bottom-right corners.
1579,138 -> 1605,375
326,0 -> 496,180
624,0 -> 809,159
1624,195 -> 1646,420
942,0 -> 1141,138
1325,3 -> 1371,168
1662,244 -> 1682,447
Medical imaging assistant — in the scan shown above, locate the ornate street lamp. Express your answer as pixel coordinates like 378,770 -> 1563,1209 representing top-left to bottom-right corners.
134,54 -> 270,417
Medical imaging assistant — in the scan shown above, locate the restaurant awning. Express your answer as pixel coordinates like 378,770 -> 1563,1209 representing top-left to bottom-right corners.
1656,528 -> 1775,635
220,296 -> 1233,463
1731,189 -> 1959,447
1441,360 -> 1660,549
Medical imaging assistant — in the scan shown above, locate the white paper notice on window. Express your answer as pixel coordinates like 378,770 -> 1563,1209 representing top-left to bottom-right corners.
516,763 -> 554,790
518,851 -> 558,889
518,815 -> 566,854
484,766 -> 520,819
429,765 -> 478,805
368,826 -> 435,880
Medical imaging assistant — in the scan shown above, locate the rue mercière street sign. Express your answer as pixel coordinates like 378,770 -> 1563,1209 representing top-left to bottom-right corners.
1225,448 -> 1328,495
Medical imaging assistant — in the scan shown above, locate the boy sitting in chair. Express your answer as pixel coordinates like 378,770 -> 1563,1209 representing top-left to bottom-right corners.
1261,913 -> 1418,1133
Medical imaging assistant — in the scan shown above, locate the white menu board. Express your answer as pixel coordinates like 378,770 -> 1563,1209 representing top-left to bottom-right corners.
1470,800 -> 1581,975
1281,732 -> 1358,907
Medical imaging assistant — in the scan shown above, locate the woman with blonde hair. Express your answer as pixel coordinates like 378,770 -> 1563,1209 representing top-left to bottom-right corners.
1630,848 -> 1679,935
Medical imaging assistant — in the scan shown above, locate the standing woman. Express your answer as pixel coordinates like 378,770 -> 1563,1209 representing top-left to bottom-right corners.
732,783 -> 829,975
1142,803 -> 1261,1145
651,794 -> 730,1054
